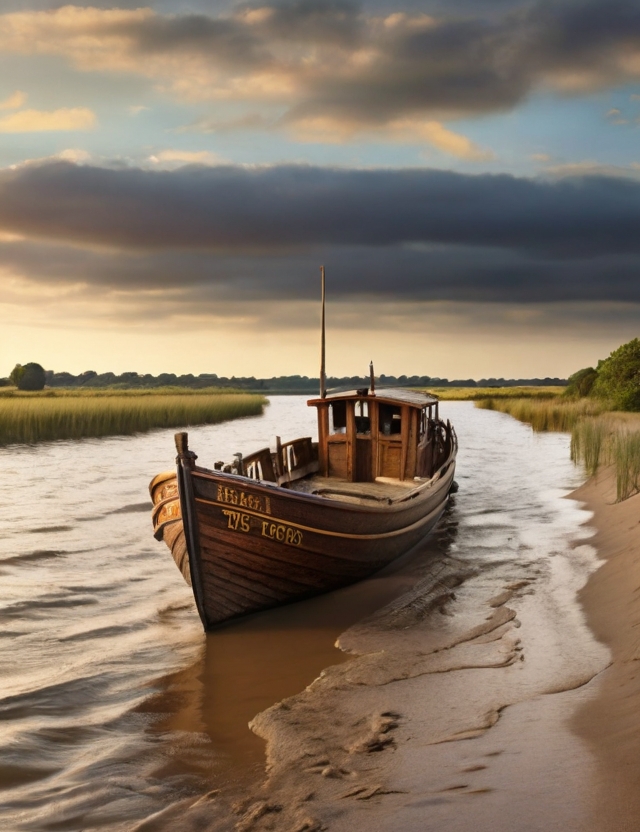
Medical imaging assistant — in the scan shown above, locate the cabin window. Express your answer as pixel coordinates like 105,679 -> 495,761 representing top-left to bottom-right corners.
329,401 -> 347,434
420,407 -> 428,438
379,404 -> 402,436
354,400 -> 370,435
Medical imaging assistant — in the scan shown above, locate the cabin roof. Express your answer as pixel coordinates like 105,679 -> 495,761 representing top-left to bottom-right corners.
307,388 -> 439,408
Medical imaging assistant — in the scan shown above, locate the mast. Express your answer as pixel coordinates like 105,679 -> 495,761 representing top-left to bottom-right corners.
320,265 -> 326,399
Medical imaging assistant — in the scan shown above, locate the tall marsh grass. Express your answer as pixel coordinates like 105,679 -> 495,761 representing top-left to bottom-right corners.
0,391 -> 266,445
476,397 -> 605,431
571,416 -> 640,501
612,430 -> 640,502
425,386 -> 564,401
478,395 -> 640,501
570,417 -> 609,476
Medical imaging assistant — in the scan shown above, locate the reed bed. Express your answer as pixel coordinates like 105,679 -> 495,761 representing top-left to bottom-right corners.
0,392 -> 266,445
0,386 -> 246,398
476,397 -> 606,431
570,417 -> 610,476
571,415 -> 640,501
477,395 -> 640,501
425,386 -> 564,401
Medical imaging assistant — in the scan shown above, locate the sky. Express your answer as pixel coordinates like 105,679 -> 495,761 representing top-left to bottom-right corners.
1,0 -> 640,379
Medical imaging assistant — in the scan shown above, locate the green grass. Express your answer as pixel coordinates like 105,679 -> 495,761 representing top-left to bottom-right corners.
0,389 -> 266,445
423,386 -> 564,401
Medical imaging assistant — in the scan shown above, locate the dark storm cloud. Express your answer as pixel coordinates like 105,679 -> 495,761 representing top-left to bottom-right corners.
2,156 -> 639,319
283,0 -> 640,123
119,15 -> 268,67
1,160 -> 640,258
3,194 -> 640,309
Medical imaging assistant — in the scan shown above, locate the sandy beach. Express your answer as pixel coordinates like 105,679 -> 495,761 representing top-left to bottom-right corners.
134,454 -> 640,832
573,469 -> 640,832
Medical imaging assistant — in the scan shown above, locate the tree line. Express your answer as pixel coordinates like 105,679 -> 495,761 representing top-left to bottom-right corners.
2,364 -> 566,392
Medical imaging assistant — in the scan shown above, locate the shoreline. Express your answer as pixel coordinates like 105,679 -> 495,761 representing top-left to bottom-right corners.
572,468 -> 640,831
146,458 -> 619,832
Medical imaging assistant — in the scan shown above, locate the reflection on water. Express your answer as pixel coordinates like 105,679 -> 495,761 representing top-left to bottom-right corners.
0,399 -> 588,830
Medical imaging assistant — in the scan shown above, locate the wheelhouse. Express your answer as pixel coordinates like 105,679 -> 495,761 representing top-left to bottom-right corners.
307,388 -> 447,483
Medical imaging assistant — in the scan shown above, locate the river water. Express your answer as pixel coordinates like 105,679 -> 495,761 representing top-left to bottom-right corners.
0,398 -> 601,831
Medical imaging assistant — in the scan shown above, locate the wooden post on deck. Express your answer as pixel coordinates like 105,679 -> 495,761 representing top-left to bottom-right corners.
320,266 -> 326,399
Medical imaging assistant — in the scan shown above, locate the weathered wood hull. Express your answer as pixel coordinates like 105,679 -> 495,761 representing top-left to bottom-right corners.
150,444 -> 456,630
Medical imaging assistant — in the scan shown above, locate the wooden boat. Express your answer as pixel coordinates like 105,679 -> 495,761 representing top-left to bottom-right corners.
150,385 -> 457,630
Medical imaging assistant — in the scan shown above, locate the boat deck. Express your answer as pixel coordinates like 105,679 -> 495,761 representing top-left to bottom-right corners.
288,474 -> 421,506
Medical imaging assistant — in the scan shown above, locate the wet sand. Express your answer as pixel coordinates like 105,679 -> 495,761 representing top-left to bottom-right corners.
142,467 -> 619,832
572,469 -> 640,832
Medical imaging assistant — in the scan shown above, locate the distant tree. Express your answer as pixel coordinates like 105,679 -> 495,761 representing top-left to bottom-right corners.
591,339 -> 640,410
16,362 -> 46,391
77,370 -> 98,385
9,364 -> 24,386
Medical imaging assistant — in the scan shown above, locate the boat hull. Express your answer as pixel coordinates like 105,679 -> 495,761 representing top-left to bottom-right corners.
151,453 -> 456,630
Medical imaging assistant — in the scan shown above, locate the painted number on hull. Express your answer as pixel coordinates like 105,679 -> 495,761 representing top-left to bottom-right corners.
217,485 -> 271,514
261,521 -> 303,547
221,509 -> 303,546
222,509 -> 251,533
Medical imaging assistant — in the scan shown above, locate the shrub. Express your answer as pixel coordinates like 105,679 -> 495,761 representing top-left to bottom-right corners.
564,367 -> 598,398
16,362 -> 46,391
591,338 -> 640,411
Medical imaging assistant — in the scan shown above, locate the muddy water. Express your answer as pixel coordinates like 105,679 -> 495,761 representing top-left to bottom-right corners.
0,399 -> 598,830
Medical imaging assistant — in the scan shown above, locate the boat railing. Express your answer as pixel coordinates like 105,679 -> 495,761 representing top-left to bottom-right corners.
277,437 -> 319,485
416,418 -> 455,479
240,437 -> 319,485
242,447 -> 277,482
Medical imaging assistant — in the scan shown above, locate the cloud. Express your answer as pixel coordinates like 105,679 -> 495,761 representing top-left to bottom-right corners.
288,114 -> 494,157
543,159 -> 640,179
0,107 -> 96,133
1,160 -> 640,262
181,113 -> 272,133
0,90 -> 26,110
57,148 -> 92,163
606,106 -> 629,124
147,149 -> 226,167
3,235 -> 640,322
1,1 -> 640,137
402,119 -> 494,160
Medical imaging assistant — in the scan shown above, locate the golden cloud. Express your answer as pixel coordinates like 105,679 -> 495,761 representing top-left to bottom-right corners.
289,115 -> 493,160
0,107 -> 96,133
393,119 -> 494,160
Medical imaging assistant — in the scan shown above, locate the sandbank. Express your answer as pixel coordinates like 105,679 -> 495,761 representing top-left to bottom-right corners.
572,468 -> 640,831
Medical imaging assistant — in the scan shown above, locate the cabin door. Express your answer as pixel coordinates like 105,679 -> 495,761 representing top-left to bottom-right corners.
352,400 -> 373,482
355,438 -> 372,482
